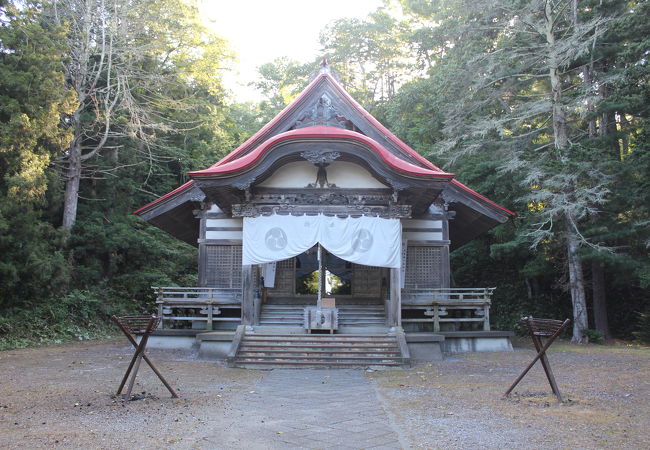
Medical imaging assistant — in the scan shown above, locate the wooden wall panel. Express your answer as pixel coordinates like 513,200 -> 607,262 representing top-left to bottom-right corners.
404,246 -> 443,289
352,264 -> 382,297
205,245 -> 242,289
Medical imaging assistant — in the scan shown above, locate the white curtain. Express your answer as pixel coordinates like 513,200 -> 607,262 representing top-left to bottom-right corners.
262,262 -> 277,288
243,214 -> 402,268
400,239 -> 408,289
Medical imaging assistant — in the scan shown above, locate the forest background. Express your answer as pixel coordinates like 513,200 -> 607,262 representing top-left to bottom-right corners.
0,0 -> 648,348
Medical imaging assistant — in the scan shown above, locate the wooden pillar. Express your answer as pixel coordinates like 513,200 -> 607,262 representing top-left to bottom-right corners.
441,215 -> 451,289
241,264 -> 255,325
317,244 -> 323,308
388,267 -> 402,328
196,207 -> 207,286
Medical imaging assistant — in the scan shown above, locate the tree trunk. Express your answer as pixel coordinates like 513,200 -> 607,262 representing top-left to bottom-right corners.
619,114 -> 630,160
62,142 -> 82,230
546,4 -> 589,342
591,259 -> 611,340
582,65 -> 597,138
566,225 -> 589,343
545,2 -> 569,151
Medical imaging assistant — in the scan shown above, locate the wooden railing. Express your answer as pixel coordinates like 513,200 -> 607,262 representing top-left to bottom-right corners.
402,288 -> 494,332
153,287 -> 242,330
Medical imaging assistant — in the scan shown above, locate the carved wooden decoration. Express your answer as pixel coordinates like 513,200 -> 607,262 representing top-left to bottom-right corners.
295,94 -> 350,129
300,150 -> 341,164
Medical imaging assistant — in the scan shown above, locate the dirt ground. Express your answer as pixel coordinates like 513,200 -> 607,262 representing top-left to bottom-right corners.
0,337 -> 648,449
370,339 -> 650,449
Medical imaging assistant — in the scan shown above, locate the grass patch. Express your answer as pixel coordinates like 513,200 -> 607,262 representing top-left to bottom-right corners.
0,289 -> 136,350
552,343 -> 650,356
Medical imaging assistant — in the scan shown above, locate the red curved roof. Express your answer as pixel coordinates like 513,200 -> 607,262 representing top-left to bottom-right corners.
207,72 -> 445,172
201,71 -> 513,216
133,180 -> 194,215
135,68 -> 514,218
188,126 -> 454,179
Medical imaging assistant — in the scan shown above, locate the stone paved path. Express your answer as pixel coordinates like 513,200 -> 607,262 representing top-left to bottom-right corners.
202,369 -> 404,449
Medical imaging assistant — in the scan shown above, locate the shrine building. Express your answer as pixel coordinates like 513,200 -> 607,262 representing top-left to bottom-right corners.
134,62 -> 515,367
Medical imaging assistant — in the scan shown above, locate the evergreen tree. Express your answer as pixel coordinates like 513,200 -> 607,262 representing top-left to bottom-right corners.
46,0 -> 232,230
0,1 -> 75,307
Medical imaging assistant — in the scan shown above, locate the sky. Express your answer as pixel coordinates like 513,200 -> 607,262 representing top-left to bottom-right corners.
197,0 -> 384,102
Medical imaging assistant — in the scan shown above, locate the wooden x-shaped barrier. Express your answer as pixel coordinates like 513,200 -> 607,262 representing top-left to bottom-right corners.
112,315 -> 178,400
504,316 -> 570,401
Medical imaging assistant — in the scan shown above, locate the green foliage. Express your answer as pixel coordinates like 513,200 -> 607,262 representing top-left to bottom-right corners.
0,0 -> 218,349
0,0 -> 648,350
69,212 -> 197,304
0,1 -> 75,308
585,329 -> 605,344
250,57 -> 315,122
296,271 -> 320,295
321,8 -> 413,106
634,312 -> 650,345
388,0 -> 650,338
0,289 -> 127,350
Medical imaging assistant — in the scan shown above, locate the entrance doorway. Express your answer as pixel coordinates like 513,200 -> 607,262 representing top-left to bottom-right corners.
267,246 -> 383,302
295,247 -> 352,296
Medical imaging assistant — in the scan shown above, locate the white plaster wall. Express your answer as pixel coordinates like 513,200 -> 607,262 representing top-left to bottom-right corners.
257,161 -> 388,189
258,161 -> 316,188
205,231 -> 242,240
403,219 -> 443,229
206,218 -> 243,228
402,219 -> 444,241
205,217 -> 243,240
327,161 -> 388,188
404,231 -> 444,240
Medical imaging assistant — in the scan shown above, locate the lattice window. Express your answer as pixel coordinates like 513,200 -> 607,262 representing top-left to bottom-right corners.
404,246 -> 443,290
352,264 -> 382,297
268,258 -> 295,295
205,245 -> 242,289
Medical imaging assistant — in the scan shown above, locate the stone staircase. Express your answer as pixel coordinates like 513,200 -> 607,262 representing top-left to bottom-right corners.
259,304 -> 386,328
227,330 -> 410,369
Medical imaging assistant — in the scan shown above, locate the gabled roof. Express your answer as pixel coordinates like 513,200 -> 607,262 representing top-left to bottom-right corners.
136,63 -> 513,248
188,126 -> 454,179
211,69 -> 440,172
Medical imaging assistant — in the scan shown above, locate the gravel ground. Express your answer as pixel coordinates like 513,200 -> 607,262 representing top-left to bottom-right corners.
0,337 -> 648,449
370,340 -> 650,449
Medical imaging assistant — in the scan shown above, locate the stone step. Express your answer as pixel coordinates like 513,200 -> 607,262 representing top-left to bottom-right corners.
258,317 -> 303,322
235,354 -> 403,362
259,311 -> 380,314
235,357 -> 403,364
241,333 -> 395,339
232,360 -> 403,369
260,318 -> 386,327
241,339 -> 395,348
262,304 -> 384,309
260,313 -> 386,318
241,341 -> 395,347
259,304 -> 387,330
239,347 -> 399,354
259,313 -> 385,318
238,351 -> 402,358
259,312 -> 385,317
243,335 -> 396,341
232,332 -> 407,369
260,306 -> 385,312
260,311 -> 385,316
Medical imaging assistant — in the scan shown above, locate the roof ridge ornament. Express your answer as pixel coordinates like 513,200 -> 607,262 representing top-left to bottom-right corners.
295,93 -> 348,129
308,57 -> 342,83
320,57 -> 330,74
